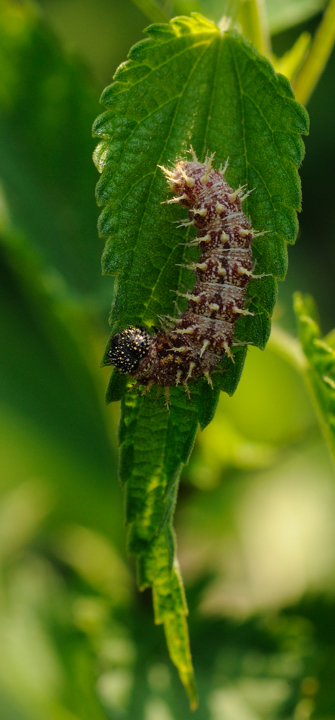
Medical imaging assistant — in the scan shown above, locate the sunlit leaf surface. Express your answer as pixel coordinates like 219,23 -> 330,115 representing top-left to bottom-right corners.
93,13 -> 308,703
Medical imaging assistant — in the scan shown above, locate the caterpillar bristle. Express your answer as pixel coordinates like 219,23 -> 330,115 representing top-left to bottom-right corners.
106,147 -> 263,394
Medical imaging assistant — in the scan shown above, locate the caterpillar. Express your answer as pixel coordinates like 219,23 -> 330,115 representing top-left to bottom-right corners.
106,148 -> 259,402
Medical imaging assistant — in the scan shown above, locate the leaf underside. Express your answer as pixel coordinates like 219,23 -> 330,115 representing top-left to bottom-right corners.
93,13 -> 308,706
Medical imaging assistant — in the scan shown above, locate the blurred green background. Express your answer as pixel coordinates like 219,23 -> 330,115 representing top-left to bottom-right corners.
1,1 -> 335,718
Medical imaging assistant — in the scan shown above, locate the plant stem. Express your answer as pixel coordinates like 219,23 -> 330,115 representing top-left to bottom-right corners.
218,0 -> 240,26
237,0 -> 271,57
130,0 -> 170,23
293,0 -> 335,105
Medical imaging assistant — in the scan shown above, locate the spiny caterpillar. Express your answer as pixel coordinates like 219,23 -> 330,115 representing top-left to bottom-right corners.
107,149 -> 261,400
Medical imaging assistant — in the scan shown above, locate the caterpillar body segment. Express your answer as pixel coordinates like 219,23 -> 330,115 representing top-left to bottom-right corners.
107,151 -> 255,389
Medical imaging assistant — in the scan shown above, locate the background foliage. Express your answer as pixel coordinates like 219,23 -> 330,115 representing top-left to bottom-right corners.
1,0 -> 335,718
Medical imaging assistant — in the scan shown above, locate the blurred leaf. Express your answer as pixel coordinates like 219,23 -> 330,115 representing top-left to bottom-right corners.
294,291 -> 335,463
0,480 -> 50,564
129,0 -> 328,33
265,0 -> 327,34
192,336 -> 316,491
192,412 -> 277,490
0,554 -> 108,720
130,0 -> 219,23
0,530 -> 314,720
218,338 -> 316,447
120,384 -> 202,707
126,605 -> 312,720
0,192 -> 124,545
0,0 -> 105,300
93,13 -> 308,702
287,596 -> 335,718
179,437 -> 335,619
0,230 -> 112,470
0,694 -> 35,720
0,483 -> 132,720
130,0 -> 170,22
36,0 -> 150,88
0,405 -> 123,549
54,525 -> 132,606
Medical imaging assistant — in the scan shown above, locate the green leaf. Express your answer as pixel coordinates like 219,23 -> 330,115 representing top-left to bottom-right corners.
94,15 -> 308,347
294,292 -> 335,463
105,367 -> 130,402
119,383 -> 207,706
94,13 -> 308,704
137,528 -> 198,709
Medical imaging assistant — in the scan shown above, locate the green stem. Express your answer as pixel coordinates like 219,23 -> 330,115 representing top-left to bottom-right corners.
293,0 -> 335,105
237,0 -> 271,57
130,0 -> 170,23
218,0 -> 240,26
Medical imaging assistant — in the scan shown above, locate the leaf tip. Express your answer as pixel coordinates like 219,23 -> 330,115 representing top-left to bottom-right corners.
105,367 -> 128,403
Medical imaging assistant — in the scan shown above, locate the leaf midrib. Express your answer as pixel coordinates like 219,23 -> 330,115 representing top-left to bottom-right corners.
229,41 -> 295,222
119,34 -> 220,322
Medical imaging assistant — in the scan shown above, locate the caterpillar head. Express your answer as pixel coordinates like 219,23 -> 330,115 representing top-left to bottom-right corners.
107,326 -> 151,374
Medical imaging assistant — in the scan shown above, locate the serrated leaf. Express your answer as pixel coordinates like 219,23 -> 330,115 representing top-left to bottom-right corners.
105,367 -> 130,402
136,527 -> 198,709
94,15 -> 308,352
119,382 -> 210,706
294,292 -> 335,463
94,13 -> 308,705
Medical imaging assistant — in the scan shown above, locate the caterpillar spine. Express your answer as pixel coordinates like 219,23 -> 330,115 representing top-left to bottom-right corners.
107,149 -> 255,397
